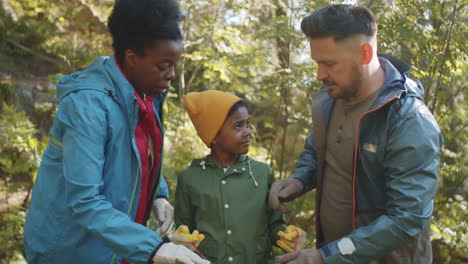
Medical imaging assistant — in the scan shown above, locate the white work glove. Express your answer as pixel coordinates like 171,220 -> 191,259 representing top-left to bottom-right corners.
153,198 -> 174,236
153,242 -> 210,264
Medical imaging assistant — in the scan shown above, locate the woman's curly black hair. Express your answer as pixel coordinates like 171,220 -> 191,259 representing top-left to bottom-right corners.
107,0 -> 183,64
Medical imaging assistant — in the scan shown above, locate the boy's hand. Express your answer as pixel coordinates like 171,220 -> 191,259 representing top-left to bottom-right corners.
170,225 -> 205,251
276,225 -> 307,253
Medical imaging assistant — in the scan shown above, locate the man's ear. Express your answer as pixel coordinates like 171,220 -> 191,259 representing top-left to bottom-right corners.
360,43 -> 373,65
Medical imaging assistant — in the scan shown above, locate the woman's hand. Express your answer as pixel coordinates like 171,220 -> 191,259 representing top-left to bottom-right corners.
153,198 -> 174,235
153,242 -> 210,264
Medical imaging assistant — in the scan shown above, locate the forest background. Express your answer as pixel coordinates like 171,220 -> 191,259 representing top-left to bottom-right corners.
0,0 -> 466,263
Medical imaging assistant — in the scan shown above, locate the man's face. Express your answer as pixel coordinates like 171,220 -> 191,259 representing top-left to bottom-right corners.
309,36 -> 363,101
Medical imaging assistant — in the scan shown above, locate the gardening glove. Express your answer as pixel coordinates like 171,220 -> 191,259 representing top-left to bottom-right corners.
153,198 -> 174,236
152,242 -> 210,264
276,225 -> 307,253
170,225 -> 205,251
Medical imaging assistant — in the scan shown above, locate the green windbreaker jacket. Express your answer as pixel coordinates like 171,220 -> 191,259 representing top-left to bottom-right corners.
175,155 -> 286,264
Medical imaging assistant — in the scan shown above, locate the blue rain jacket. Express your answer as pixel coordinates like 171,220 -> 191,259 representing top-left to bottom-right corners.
293,56 -> 443,263
24,56 -> 169,264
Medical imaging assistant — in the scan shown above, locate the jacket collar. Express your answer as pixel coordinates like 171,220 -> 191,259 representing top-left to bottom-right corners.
104,56 -> 168,131
190,155 -> 251,175
371,57 -> 407,108
314,55 -> 413,127
191,155 -> 259,187
192,155 -> 247,168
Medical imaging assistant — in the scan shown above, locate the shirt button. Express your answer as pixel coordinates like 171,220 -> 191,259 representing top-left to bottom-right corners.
227,230 -> 232,235
221,180 -> 226,184
233,169 -> 237,172
228,257 -> 233,262
242,167 -> 246,171
224,204 -> 229,209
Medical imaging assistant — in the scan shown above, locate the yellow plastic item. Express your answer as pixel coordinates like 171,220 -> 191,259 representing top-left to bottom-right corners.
172,225 -> 205,250
276,225 -> 307,253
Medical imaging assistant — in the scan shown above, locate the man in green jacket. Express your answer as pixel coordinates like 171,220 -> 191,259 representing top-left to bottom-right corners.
269,4 -> 443,264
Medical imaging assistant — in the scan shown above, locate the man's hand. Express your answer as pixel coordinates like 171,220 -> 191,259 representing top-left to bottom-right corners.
152,242 -> 210,264
153,198 -> 174,236
275,248 -> 324,264
269,177 -> 304,213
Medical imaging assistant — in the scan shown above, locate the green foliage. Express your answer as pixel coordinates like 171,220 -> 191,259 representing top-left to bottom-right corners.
0,0 -> 466,261
0,79 -> 16,104
0,103 -> 47,181
0,206 -> 27,264
0,103 -> 47,263
162,96 -> 209,197
2,0 -> 113,68
431,194 -> 468,263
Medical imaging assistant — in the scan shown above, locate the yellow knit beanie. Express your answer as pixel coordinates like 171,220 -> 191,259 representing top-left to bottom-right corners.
183,90 -> 242,146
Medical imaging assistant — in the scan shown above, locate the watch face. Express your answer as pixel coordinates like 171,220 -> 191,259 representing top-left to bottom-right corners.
337,237 -> 356,255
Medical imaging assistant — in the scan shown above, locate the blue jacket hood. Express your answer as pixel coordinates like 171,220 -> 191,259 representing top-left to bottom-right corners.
56,56 -> 168,104
56,57 -> 115,102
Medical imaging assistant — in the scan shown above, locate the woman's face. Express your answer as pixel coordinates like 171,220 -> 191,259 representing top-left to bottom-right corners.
125,39 -> 183,97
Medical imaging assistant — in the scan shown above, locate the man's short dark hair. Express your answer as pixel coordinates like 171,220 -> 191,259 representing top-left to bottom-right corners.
107,0 -> 183,64
301,4 -> 377,41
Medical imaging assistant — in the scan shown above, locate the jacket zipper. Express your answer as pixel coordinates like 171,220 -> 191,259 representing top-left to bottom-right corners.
144,99 -> 165,222
110,100 -> 140,264
351,96 -> 397,230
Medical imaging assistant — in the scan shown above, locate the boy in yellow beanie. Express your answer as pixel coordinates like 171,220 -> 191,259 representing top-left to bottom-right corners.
172,90 -> 306,263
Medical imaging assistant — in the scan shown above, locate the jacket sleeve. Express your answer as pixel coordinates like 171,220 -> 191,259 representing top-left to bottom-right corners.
58,92 -> 163,264
174,172 -> 196,230
267,167 -> 287,244
156,175 -> 169,198
291,132 -> 318,191
320,110 -> 442,263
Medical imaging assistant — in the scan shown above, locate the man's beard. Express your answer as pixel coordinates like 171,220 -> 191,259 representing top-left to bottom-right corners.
326,65 -> 363,101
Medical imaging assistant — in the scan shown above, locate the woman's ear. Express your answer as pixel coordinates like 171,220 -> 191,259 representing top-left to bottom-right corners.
124,49 -> 138,68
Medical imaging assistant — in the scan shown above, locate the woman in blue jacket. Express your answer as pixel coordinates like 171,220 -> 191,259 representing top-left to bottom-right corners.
23,1 -> 209,264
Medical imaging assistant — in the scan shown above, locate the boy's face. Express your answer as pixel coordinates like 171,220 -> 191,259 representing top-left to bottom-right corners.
213,106 -> 251,155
